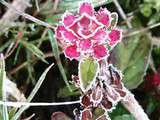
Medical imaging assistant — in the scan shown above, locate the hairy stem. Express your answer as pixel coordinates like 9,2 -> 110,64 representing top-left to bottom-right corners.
121,88 -> 150,120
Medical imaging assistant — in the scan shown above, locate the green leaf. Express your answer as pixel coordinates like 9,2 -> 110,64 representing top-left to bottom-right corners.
48,29 -> 72,92
0,54 -> 9,120
111,33 -> 152,89
0,40 -> 12,53
20,41 -> 48,64
79,58 -> 99,91
146,97 -> 160,115
148,13 -> 160,25
11,63 -> 54,120
114,114 -> 135,120
58,84 -> 80,98
9,108 -> 18,119
0,54 -> 5,100
13,44 -> 22,65
140,3 -> 152,17
109,103 -> 130,119
93,107 -> 105,119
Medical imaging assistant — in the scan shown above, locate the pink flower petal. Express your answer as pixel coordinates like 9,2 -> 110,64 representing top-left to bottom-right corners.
79,15 -> 91,27
69,22 -> 79,37
79,2 -> 94,16
64,45 -> 80,59
79,39 -> 92,51
78,29 -> 92,38
93,45 -> 107,59
96,8 -> 110,27
90,20 -> 101,32
108,29 -> 122,46
55,25 -> 66,40
63,12 -> 76,27
77,15 -> 102,39
62,29 -> 78,43
92,29 -> 107,43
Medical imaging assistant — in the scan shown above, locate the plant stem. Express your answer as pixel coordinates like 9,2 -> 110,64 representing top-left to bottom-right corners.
121,88 -> 150,120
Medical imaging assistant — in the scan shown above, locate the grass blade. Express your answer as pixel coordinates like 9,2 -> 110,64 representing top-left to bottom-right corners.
11,63 -> 54,120
0,54 -> 9,120
20,41 -> 48,64
48,29 -> 72,92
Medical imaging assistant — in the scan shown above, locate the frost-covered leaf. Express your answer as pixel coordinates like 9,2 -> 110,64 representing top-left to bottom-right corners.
79,58 -> 99,91
111,33 -> 152,89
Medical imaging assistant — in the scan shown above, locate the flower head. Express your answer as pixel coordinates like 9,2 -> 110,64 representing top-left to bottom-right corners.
55,2 -> 122,60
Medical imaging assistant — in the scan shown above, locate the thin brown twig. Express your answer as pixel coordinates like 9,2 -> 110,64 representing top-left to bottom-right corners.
149,55 -> 157,74
23,114 -> 35,120
0,0 -> 56,30
113,0 -> 132,28
152,37 -> 160,46
124,22 -> 160,38
47,0 -> 60,14
37,28 -> 49,48
52,0 -> 59,12
35,0 -> 40,12
9,52 -> 53,75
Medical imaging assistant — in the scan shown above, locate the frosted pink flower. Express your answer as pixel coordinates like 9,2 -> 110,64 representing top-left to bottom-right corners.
55,2 -> 122,60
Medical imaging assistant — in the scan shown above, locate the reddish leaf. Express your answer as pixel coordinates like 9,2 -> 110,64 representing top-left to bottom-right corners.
81,95 -> 91,108
51,112 -> 71,120
81,109 -> 93,120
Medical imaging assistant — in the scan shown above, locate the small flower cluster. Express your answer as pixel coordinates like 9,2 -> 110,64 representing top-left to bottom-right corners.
55,2 -> 122,60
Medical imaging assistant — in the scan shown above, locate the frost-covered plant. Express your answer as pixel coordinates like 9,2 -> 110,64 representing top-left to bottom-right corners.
55,2 -> 142,120
55,2 -> 122,60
